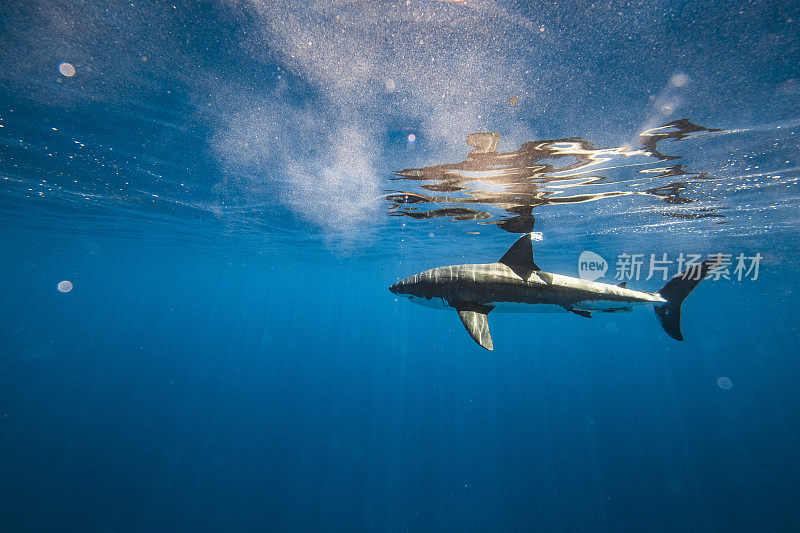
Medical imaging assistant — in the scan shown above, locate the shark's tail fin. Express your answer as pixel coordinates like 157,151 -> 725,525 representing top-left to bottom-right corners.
654,255 -> 723,341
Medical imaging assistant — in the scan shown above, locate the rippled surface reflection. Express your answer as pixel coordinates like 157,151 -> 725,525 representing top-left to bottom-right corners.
387,119 -> 723,233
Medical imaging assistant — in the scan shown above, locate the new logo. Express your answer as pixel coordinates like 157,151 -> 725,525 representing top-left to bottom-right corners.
578,251 -> 608,281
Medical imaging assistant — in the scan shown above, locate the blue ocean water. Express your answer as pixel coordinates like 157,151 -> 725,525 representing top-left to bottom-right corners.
2,0 -> 800,531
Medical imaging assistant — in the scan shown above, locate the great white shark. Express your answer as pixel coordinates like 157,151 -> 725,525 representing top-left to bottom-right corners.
389,234 -> 722,350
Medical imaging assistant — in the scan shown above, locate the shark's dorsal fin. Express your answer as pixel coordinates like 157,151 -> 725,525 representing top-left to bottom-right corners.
618,282 -> 627,288
455,303 -> 494,351
498,234 -> 540,280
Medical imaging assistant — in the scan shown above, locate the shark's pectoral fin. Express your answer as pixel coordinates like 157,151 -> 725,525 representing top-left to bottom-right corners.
455,303 -> 494,351
568,308 -> 592,318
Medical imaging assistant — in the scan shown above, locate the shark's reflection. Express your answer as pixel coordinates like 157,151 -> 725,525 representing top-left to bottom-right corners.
387,119 -> 722,232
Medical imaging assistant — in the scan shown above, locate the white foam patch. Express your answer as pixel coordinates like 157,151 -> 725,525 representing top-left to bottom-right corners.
284,123 -> 381,230
211,92 -> 382,235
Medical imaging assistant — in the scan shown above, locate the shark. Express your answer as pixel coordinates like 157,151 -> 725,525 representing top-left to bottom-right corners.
389,234 -> 721,350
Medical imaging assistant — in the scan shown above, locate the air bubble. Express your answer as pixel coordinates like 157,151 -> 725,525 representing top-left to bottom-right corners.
57,280 -> 73,293
58,63 -> 76,77
717,376 -> 733,390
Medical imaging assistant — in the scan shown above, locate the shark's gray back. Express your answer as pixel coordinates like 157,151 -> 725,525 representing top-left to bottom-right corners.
421,262 -> 663,307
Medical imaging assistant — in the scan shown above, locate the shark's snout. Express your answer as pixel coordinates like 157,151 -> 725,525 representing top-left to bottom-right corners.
390,278 -> 414,295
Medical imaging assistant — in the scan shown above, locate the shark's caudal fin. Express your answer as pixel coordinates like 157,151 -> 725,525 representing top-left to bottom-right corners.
498,233 -> 541,280
654,255 -> 723,341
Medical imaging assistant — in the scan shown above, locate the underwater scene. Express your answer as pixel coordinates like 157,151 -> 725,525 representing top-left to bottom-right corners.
1,0 -> 799,531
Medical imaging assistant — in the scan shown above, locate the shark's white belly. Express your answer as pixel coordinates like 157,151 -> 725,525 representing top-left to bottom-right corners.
488,302 -> 566,314
572,300 -> 646,311
406,296 -> 646,314
488,300 -> 643,313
